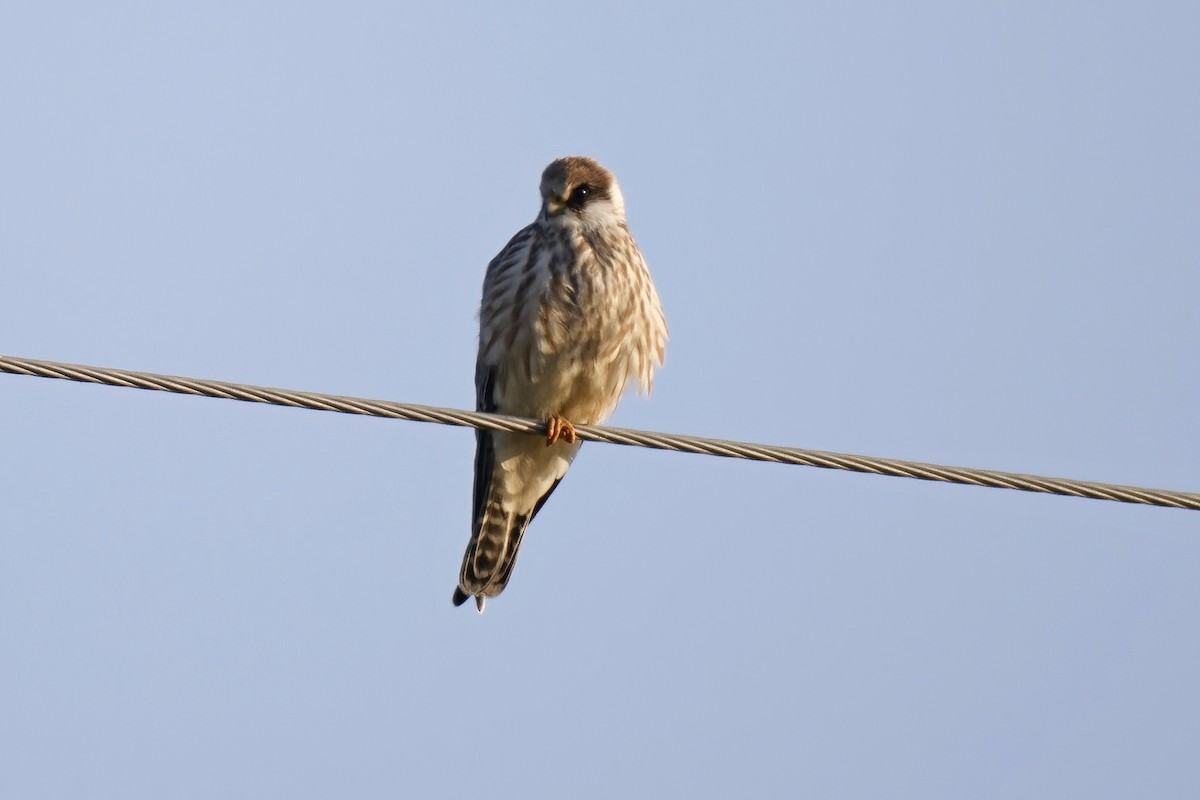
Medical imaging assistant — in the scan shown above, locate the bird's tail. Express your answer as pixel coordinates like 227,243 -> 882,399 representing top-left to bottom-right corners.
453,495 -> 531,612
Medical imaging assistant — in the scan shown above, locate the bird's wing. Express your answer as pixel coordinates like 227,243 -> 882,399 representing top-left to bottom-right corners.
471,361 -> 497,534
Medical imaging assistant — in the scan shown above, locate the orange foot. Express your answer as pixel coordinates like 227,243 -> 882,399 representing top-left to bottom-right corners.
545,415 -> 577,446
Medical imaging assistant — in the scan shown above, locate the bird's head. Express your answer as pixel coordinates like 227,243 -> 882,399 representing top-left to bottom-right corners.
539,156 -> 627,228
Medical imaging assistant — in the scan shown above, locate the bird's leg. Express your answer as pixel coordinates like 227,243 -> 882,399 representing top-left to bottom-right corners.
545,415 -> 577,446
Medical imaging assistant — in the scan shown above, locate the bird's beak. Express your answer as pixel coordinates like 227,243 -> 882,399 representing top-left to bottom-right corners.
545,197 -> 566,217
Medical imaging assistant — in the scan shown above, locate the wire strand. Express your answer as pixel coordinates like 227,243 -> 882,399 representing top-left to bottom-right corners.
2,354 -> 1196,511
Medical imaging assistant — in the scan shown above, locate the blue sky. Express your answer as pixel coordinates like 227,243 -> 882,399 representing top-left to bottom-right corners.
2,2 -> 1197,797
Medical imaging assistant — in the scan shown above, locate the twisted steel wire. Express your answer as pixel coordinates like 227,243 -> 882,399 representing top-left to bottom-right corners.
2,354 -> 1197,511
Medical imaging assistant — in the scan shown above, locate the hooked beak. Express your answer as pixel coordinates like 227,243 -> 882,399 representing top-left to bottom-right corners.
544,197 -> 566,217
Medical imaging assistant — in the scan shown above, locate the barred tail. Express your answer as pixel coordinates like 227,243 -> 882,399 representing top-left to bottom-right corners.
452,495 -> 531,612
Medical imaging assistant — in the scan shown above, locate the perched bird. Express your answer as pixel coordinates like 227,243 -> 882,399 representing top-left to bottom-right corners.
453,156 -> 667,612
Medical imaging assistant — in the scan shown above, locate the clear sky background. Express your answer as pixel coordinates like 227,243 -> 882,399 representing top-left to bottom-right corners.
2,2 -> 1197,797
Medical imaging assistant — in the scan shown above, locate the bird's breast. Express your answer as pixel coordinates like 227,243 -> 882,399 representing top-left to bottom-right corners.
482,221 -> 664,425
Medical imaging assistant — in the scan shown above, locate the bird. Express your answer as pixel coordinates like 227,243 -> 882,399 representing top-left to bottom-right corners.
452,156 -> 667,612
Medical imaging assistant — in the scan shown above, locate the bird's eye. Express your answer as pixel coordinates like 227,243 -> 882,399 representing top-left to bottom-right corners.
566,184 -> 592,210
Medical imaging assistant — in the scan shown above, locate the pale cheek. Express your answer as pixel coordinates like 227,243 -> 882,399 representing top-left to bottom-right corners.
579,200 -> 626,228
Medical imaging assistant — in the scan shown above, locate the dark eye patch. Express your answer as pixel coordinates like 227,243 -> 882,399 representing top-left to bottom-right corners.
566,183 -> 593,210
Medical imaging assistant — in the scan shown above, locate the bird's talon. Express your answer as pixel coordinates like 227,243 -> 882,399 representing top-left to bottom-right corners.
545,415 -> 576,446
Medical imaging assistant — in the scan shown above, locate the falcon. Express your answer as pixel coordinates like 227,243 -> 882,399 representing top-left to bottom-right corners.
453,156 -> 667,612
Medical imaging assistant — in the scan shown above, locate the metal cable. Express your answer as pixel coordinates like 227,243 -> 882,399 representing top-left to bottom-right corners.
2,354 -> 1196,511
